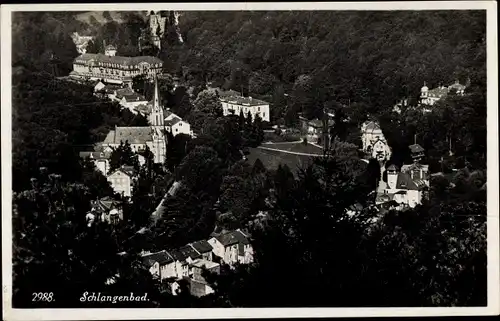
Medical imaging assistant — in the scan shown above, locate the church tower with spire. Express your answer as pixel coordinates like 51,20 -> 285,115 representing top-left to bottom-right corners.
149,76 -> 166,163
149,76 -> 165,129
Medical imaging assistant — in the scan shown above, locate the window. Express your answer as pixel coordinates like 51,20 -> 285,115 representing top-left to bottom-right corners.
110,213 -> 119,225
263,112 -> 266,118
258,107 -> 260,112
175,128 -> 178,132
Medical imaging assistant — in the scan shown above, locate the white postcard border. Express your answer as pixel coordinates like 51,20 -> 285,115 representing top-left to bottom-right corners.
2,2 -> 498,320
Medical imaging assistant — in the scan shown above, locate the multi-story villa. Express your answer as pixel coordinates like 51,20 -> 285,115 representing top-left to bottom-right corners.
70,45 -> 163,87
219,94 -> 270,122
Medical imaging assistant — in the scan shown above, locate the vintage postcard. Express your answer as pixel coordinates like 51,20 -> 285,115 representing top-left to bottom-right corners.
1,1 -> 499,320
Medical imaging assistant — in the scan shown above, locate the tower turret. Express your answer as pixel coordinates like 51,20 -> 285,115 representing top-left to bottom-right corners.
149,76 -> 164,128
420,82 -> 429,97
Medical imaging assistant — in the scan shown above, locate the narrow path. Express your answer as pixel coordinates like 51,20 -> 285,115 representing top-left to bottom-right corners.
261,140 -> 304,145
257,146 -> 325,157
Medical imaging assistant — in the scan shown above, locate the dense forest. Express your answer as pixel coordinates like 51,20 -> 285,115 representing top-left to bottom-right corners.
11,10 -> 487,308
164,11 -> 485,116
12,71 -> 148,191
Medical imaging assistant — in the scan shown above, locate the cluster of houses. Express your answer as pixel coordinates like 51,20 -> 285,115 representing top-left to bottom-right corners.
377,144 -> 430,209
140,229 -> 254,297
360,120 -> 392,163
85,196 -> 124,227
80,76 -> 193,198
298,110 -> 336,147
419,80 -> 467,107
359,119 -> 430,209
94,81 -> 150,116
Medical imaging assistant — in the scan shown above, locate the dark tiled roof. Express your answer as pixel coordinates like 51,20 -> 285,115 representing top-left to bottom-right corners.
142,250 -> 174,267
178,245 -> 202,260
110,165 -> 136,178
74,53 -> 163,67
115,87 -> 147,102
409,144 -> 425,153
165,117 -> 182,126
387,164 -> 398,171
216,230 -> 250,247
395,172 -> 422,190
103,127 -> 153,145
364,121 -> 380,131
96,196 -> 119,211
169,249 -> 188,262
219,95 -> 269,106
190,240 -> 213,254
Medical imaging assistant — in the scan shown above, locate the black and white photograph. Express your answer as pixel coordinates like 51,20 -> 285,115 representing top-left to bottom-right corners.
1,2 -> 499,319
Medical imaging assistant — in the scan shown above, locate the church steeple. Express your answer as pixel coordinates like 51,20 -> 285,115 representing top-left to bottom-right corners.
149,76 -> 164,128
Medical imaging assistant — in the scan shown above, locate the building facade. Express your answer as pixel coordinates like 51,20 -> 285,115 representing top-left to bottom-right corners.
100,78 -> 167,163
220,95 -> 270,122
420,80 -> 467,106
79,151 -> 112,176
208,230 -> 254,265
71,49 -> 163,87
361,121 -> 392,162
107,166 -> 136,197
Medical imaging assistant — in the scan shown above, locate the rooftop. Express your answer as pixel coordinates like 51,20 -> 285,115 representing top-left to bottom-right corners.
409,144 -> 425,154
177,245 -> 202,260
165,117 -> 182,127
216,230 -> 250,247
219,94 -> 269,107
190,259 -> 219,270
115,87 -> 147,102
387,164 -> 399,171
142,250 -> 174,267
395,172 -> 425,191
103,127 -> 153,145
448,80 -> 466,91
95,196 -> 120,212
169,249 -> 189,262
363,121 -> 381,132
190,240 -> 213,254
74,53 -> 163,67
427,86 -> 449,98
111,165 -> 136,177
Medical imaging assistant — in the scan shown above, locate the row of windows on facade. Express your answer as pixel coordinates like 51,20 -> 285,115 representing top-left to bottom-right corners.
80,67 -> 158,76
228,109 -> 266,118
226,103 -> 265,112
75,61 -> 162,69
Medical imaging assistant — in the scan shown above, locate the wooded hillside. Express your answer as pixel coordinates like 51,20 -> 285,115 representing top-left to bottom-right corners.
164,11 -> 485,119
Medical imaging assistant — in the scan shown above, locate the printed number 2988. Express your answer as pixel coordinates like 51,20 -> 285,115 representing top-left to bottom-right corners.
32,292 -> 54,302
